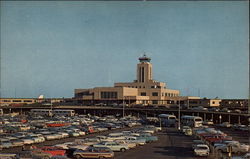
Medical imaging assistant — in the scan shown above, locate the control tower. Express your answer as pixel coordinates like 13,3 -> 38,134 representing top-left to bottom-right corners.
137,54 -> 152,83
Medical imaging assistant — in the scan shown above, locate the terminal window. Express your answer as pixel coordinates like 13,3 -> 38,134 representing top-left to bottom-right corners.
13,100 -> 22,102
101,92 -> 118,99
152,100 -> 158,104
152,92 -> 158,96
24,100 -> 32,102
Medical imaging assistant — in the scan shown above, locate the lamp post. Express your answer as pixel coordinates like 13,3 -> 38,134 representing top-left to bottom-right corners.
122,97 -> 125,118
50,98 -> 53,118
178,99 -> 181,130
219,115 -> 222,124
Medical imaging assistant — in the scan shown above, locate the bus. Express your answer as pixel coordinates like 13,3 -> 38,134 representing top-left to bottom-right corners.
181,115 -> 203,128
52,109 -> 75,116
31,109 -> 53,116
31,109 -> 75,117
158,114 -> 176,127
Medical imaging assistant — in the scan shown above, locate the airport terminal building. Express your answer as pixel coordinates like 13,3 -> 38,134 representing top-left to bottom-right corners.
1,55 -> 247,109
74,55 -> 181,106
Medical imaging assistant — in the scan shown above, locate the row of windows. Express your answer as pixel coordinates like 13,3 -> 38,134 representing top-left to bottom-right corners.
23,100 -> 33,102
127,86 -> 146,88
140,92 -> 178,97
1,100 -> 34,103
224,101 -> 247,104
124,85 -> 162,89
189,101 -> 220,104
101,92 -> 118,99
165,93 -> 178,97
13,100 -> 22,102
1,100 -> 11,102
140,92 -> 159,96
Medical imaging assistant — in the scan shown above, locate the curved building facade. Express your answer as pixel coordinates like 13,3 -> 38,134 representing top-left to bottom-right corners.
75,55 -> 180,106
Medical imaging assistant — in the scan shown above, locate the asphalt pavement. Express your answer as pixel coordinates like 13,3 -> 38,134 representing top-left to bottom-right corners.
115,128 -> 214,159
2,127 -> 238,159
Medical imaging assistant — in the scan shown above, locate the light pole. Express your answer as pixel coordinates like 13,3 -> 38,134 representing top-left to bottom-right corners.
178,99 -> 181,130
50,98 -> 53,118
122,97 -> 125,118
219,115 -> 222,124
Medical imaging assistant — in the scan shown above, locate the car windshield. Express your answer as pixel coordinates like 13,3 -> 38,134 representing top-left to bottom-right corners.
197,146 -> 208,150
195,119 -> 202,122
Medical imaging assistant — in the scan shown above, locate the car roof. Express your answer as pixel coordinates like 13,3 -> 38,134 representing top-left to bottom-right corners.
196,144 -> 209,147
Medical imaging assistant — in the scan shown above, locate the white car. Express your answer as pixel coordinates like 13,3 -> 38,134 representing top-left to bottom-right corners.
29,134 -> 45,143
216,143 -> 250,154
71,129 -> 86,136
44,134 -> 57,140
115,139 -> 137,148
141,129 -> 155,134
55,142 -> 74,149
93,141 -> 129,152
105,136 -> 126,142
194,144 -> 210,156
19,137 -> 35,145
124,136 -> 146,146
75,138 -> 100,146
57,132 -> 69,138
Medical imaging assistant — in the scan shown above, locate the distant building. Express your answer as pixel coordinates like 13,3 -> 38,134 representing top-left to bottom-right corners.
187,98 -> 221,108
0,98 -> 37,106
75,54 -> 181,106
220,99 -> 248,110
0,98 -> 65,106
1,55 -> 248,110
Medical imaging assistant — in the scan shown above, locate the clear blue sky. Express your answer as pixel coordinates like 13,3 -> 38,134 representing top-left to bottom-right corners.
1,1 -> 249,99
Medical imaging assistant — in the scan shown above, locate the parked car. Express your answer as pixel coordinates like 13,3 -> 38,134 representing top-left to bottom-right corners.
39,146 -> 66,156
0,139 -> 13,149
115,139 -> 137,149
19,137 -> 35,145
191,106 -> 208,111
234,109 -> 241,113
221,108 -> 231,113
76,138 -> 100,146
216,143 -> 250,154
0,153 -> 18,159
28,149 -> 53,159
93,141 -> 129,152
182,126 -> 191,134
194,144 -> 210,156
192,140 -> 205,149
73,147 -> 114,159
137,133 -> 158,143
10,139 -> 24,147
219,122 -> 231,128
203,120 -> 214,125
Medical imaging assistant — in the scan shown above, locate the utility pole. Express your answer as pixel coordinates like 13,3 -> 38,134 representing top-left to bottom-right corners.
178,99 -> 181,130
122,97 -> 125,118
50,98 -> 53,118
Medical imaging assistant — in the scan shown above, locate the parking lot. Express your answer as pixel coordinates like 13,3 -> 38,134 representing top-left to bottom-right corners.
1,127 -> 217,159
1,112 -> 249,159
115,128 -> 209,159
